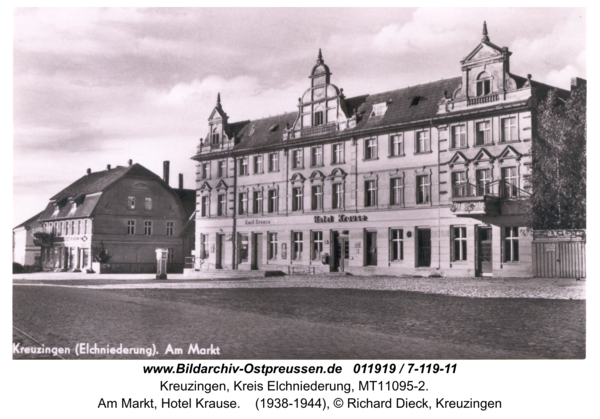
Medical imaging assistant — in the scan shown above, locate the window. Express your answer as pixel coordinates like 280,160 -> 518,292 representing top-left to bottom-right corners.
128,196 -> 135,210
311,185 -> 323,210
127,220 -> 135,235
268,233 -> 278,260
501,117 -> 518,142
211,128 -> 219,145
239,234 -> 249,263
476,169 -> 491,196
332,183 -> 344,209
238,192 -> 248,215
417,175 -> 430,204
292,187 -> 303,211
71,221 -> 75,235
476,121 -> 491,145
390,134 -> 403,156
254,155 -> 263,174
452,125 -> 466,148
390,178 -> 404,206
314,111 -> 324,126
452,172 -> 467,197
166,221 -> 174,236
477,75 -> 491,97
84,220 -> 88,235
239,157 -> 249,176
365,180 -> 377,207
144,220 -> 152,236
292,149 -> 303,169
311,146 -> 323,167
77,220 -> 81,235
268,189 -> 278,213
202,162 -> 210,179
416,131 -> 430,153
144,197 -> 152,211
453,227 -> 467,261
65,221 -> 69,236
371,102 -> 388,117
390,229 -> 404,261
292,232 -> 303,260
252,191 -> 263,214
167,248 -> 174,264
504,227 -> 519,262
218,160 -> 227,177
201,196 -> 209,217
312,231 -> 324,260
502,167 -> 518,198
268,152 -> 279,172
365,138 -> 378,160
332,142 -> 344,164
200,234 -> 208,259
218,194 -> 226,216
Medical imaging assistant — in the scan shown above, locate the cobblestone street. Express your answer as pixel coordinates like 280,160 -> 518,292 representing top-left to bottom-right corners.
13,276 -> 585,359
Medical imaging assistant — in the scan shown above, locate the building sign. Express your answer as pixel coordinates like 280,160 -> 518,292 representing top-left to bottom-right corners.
545,243 -> 556,252
244,219 -> 271,225
314,215 -> 369,223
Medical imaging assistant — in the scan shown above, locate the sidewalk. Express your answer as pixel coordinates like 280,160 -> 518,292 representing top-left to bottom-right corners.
13,271 -> 586,300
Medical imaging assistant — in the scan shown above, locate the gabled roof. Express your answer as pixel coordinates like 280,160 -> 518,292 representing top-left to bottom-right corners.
172,189 -> 196,217
14,211 -> 43,230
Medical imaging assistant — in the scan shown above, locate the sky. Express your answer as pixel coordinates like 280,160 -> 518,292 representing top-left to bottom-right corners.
12,7 -> 586,226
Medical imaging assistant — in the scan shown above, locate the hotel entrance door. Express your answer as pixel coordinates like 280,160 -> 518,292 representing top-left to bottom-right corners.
331,231 -> 349,272
215,234 -> 224,269
477,227 -> 493,276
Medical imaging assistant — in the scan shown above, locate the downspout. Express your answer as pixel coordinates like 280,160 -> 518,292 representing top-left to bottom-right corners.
232,154 -> 238,270
431,118 -> 441,270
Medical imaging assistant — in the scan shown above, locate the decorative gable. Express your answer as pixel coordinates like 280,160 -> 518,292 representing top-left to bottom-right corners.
472,148 -> 495,164
215,180 -> 229,191
497,145 -> 522,162
447,151 -> 470,168
198,181 -> 212,192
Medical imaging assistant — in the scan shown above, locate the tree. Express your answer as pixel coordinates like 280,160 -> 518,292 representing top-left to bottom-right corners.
526,84 -> 586,230
91,241 -> 112,263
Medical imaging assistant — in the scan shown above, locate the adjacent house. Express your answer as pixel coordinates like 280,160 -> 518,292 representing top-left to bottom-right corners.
13,211 -> 43,270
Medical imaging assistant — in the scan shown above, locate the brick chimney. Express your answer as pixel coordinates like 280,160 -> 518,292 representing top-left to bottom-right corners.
107,164 -> 111,170
571,77 -> 586,91
163,161 -> 170,186
128,159 -> 132,166
87,168 -> 91,175
179,174 -> 183,190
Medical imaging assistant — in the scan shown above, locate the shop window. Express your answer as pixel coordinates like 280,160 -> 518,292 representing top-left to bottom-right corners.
390,229 -> 403,261
268,233 -> 278,260
312,231 -> 324,260
239,234 -> 249,263
453,227 -> 467,261
504,227 -> 519,262
292,232 -> 303,260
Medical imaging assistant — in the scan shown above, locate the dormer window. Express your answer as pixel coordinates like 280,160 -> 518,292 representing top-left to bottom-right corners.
410,96 -> 421,107
476,72 -> 491,96
211,127 -> 220,145
371,102 -> 388,117
314,111 -> 324,126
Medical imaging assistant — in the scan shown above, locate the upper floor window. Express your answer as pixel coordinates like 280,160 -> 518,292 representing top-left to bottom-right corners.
218,194 -> 226,216
292,187 -> 303,211
476,121 -> 491,145
314,111 -> 324,126
417,175 -> 431,204
365,138 -> 378,160
371,102 -> 388,117
476,73 -> 491,97
452,125 -> 466,148
416,130 -> 430,153
311,185 -> 323,210
238,192 -> 248,215
166,221 -> 174,236
332,183 -> 344,210
252,191 -> 263,214
201,196 -> 209,217
202,163 -> 210,179
239,157 -> 249,176
211,127 -> 220,145
292,149 -> 303,169
127,220 -> 135,235
218,159 -> 227,177
311,146 -> 323,167
501,117 -> 518,142
476,169 -> 491,196
268,152 -> 279,172
502,167 -> 519,198
390,134 -> 404,157
365,180 -> 377,207
390,177 -> 404,206
332,142 -> 344,164
84,220 -> 88,235
77,220 -> 81,235
144,220 -> 152,236
144,197 -> 152,211
254,155 -> 263,174
452,171 -> 467,197
268,189 -> 278,213
128,196 -> 135,210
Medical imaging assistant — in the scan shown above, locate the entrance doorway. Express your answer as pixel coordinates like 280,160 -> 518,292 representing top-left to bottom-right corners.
477,227 -> 493,276
215,234 -> 224,269
417,228 -> 431,267
331,231 -> 349,272
251,233 -> 263,270
365,231 -> 377,266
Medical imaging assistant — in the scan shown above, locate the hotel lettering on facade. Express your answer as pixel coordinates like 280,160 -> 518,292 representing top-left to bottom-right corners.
192,24 -> 577,277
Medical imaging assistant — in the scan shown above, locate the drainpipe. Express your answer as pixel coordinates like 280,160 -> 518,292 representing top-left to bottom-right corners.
232,154 -> 238,270
432,118 -> 442,270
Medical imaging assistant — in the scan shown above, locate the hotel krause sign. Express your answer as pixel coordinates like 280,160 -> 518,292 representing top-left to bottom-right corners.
314,214 -> 369,223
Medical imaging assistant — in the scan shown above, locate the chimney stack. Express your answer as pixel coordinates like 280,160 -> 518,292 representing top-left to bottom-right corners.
163,161 -> 170,185
87,168 -> 91,175
571,77 -> 586,91
128,159 -> 132,166
107,164 -> 111,170
179,174 -> 183,190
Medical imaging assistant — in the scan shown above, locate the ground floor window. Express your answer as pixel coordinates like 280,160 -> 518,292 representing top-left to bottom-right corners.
312,231 -> 323,260
268,233 -> 278,260
200,234 -> 208,259
292,232 -> 303,260
504,227 -> 519,262
390,229 -> 403,261
417,228 -> 431,267
167,248 -> 174,264
239,234 -> 249,263
453,227 -> 467,261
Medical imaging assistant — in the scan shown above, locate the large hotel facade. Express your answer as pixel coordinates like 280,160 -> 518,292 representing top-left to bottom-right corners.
191,24 -> 575,277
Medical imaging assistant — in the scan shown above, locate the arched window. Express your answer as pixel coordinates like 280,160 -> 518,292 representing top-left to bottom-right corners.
476,72 -> 491,97
211,126 -> 220,145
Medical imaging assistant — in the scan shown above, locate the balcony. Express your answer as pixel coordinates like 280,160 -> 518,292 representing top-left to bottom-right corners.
450,181 -> 529,216
301,123 -> 337,137
467,94 -> 499,106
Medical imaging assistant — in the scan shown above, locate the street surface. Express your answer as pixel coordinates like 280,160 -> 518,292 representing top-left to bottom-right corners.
13,279 -> 585,359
